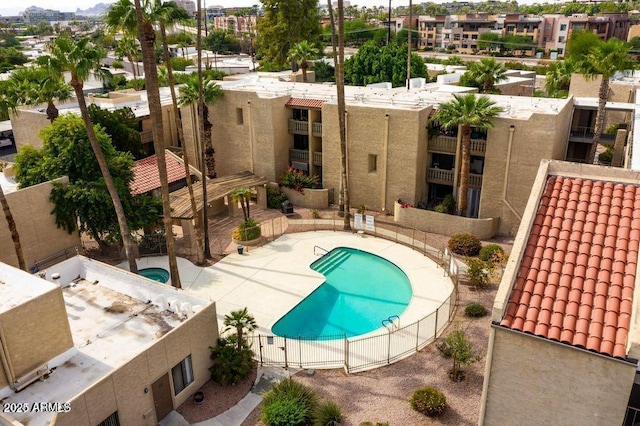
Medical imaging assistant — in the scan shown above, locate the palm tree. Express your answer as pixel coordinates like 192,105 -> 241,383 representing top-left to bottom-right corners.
9,66 -> 72,123
114,36 -> 142,86
568,34 -> 635,163
435,94 -> 503,216
0,81 -> 25,270
467,58 -> 507,93
178,76 -> 223,179
287,41 -> 319,83
336,0 -> 350,231
231,188 -> 251,222
132,0 -> 182,288
38,35 -> 139,273
223,307 -> 257,351
545,60 -> 573,97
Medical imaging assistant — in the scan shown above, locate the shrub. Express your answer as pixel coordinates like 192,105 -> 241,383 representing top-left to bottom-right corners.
209,336 -> 254,385
466,257 -> 495,289
478,244 -> 504,262
111,60 -> 123,69
169,56 -> 195,71
465,302 -> 487,318
312,401 -> 342,426
233,218 -> 261,241
598,145 -> 614,165
262,379 -> 318,426
357,204 -> 366,214
280,167 -> 319,193
448,233 -> 482,256
267,187 -> 288,209
434,194 -> 455,214
440,326 -> 479,382
410,387 -> 446,417
311,209 -> 320,219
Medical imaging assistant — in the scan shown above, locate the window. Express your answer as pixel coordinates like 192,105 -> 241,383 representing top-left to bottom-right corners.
293,134 -> 309,150
368,154 -> 377,173
97,412 -> 120,426
292,108 -> 308,121
236,108 -> 243,125
560,24 -> 567,31
558,36 -> 565,42
557,48 -> 563,55
171,355 -> 194,395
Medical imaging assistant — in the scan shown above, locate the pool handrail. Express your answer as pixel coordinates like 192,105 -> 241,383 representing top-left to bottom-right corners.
313,245 -> 329,256
381,315 -> 400,330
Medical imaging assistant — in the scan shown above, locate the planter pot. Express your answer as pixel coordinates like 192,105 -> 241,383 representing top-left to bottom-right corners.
232,235 -> 262,246
237,245 -> 244,254
193,391 -> 204,405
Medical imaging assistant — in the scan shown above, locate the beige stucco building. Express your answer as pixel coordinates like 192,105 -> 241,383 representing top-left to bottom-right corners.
0,256 -> 218,426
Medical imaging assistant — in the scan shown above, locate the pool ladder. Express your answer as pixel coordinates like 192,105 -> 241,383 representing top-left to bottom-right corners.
314,245 -> 329,256
382,315 -> 400,330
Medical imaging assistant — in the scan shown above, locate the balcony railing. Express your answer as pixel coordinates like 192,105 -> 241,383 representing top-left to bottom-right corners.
428,135 -> 487,155
312,122 -> 322,137
289,148 -> 309,163
140,129 -> 154,143
471,139 -> 487,154
569,126 -> 616,143
312,151 -> 322,166
427,168 -> 483,189
288,119 -> 309,135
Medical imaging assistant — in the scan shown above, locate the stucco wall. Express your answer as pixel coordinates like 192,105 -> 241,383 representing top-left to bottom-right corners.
394,202 -> 498,239
0,177 -> 81,269
479,98 -> 573,236
281,187 -> 329,209
55,302 -> 218,426
0,287 -> 73,387
569,73 -> 636,102
481,327 -> 636,426
10,109 -> 50,150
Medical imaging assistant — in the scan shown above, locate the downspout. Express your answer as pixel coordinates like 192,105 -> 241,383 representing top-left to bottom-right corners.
503,125 -> 522,221
345,110 -> 350,180
381,113 -> 390,211
478,325 -> 497,426
0,325 -> 17,390
453,124 -> 462,199
247,101 -> 255,173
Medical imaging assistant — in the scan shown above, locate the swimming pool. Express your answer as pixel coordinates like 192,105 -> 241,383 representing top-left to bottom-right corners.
139,267 -> 170,283
271,247 -> 412,339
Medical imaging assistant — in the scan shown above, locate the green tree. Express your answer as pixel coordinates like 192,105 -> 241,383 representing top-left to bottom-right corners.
545,60 -> 573,97
114,36 -> 142,86
9,66 -> 72,123
38,34 -> 140,274
223,307 -> 257,351
178,75 -> 223,179
434,94 -> 503,216
257,0 -> 323,69
439,326 -> 479,382
14,114 -> 161,251
288,40 -> 319,82
477,32 -> 500,52
567,32 -> 636,162
0,47 -> 28,72
464,58 -> 507,93
231,188 -> 252,222
312,60 -> 334,82
344,41 -> 427,88
87,105 -> 144,158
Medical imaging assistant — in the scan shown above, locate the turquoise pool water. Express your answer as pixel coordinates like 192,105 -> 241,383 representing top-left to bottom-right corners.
139,267 -> 170,283
271,247 -> 412,339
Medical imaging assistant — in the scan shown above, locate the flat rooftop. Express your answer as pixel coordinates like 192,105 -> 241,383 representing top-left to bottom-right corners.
0,256 -> 211,426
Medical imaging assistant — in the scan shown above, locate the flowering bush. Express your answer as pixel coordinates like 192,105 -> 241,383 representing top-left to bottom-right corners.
280,167 -> 319,193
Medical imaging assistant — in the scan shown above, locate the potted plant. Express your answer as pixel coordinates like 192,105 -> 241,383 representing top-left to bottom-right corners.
231,188 -> 261,245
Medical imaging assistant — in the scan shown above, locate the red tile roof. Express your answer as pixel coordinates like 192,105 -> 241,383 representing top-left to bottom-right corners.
285,98 -> 325,109
131,152 -> 186,195
501,176 -> 640,359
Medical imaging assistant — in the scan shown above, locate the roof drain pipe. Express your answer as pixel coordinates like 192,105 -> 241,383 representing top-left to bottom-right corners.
503,125 -> 522,224
0,325 -> 16,390
381,113 -> 390,212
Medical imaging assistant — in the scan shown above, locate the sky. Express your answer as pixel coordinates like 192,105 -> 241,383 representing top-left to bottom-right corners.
0,0 -> 552,16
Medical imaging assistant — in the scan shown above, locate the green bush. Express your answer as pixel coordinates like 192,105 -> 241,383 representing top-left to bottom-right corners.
598,145 -> 614,165
465,302 -> 487,318
233,218 -> 261,241
111,60 -> 124,69
410,387 -> 446,417
312,401 -> 342,426
209,336 -> 254,385
434,194 -> 455,214
262,379 -> 318,426
466,257 -> 495,289
448,233 -> 482,256
267,187 -> 288,209
478,244 -> 504,262
280,166 -> 319,193
169,56 -> 195,71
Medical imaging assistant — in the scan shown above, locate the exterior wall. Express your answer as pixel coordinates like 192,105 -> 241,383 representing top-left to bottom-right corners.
322,103 -> 430,212
0,177 -> 81,269
10,109 -> 50,150
569,73 -> 637,102
394,202 -> 498,239
0,287 -> 73,383
55,302 -> 218,426
479,100 -> 573,236
481,327 -> 635,426
281,187 -> 329,209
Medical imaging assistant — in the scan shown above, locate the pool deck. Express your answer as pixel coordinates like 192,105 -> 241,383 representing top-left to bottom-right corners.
121,231 -> 454,338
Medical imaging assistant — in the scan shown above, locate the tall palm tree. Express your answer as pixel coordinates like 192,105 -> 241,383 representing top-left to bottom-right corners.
178,76 -> 223,179
545,60 -> 573,97
114,36 -> 142,86
0,81 -> 25,270
336,0 -> 350,231
287,41 -> 319,83
569,35 -> 635,163
39,35 -> 139,273
223,307 -> 257,351
133,0 -> 182,288
9,66 -> 72,123
467,58 -> 507,93
435,94 -> 503,216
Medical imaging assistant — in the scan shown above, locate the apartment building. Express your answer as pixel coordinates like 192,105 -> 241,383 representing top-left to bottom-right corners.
211,14 -> 258,36
0,256 -> 218,426
480,160 -> 640,425
443,13 -> 497,53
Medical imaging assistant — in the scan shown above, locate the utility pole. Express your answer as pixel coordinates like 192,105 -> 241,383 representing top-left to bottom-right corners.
204,0 -> 208,37
387,0 -> 391,45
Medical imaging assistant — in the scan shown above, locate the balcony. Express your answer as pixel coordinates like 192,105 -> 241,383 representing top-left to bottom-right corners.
290,149 -> 323,167
569,126 -> 616,144
312,122 -> 322,137
313,151 -> 322,166
428,135 -> 487,155
427,167 -> 483,189
288,119 -> 308,135
140,129 -> 153,144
